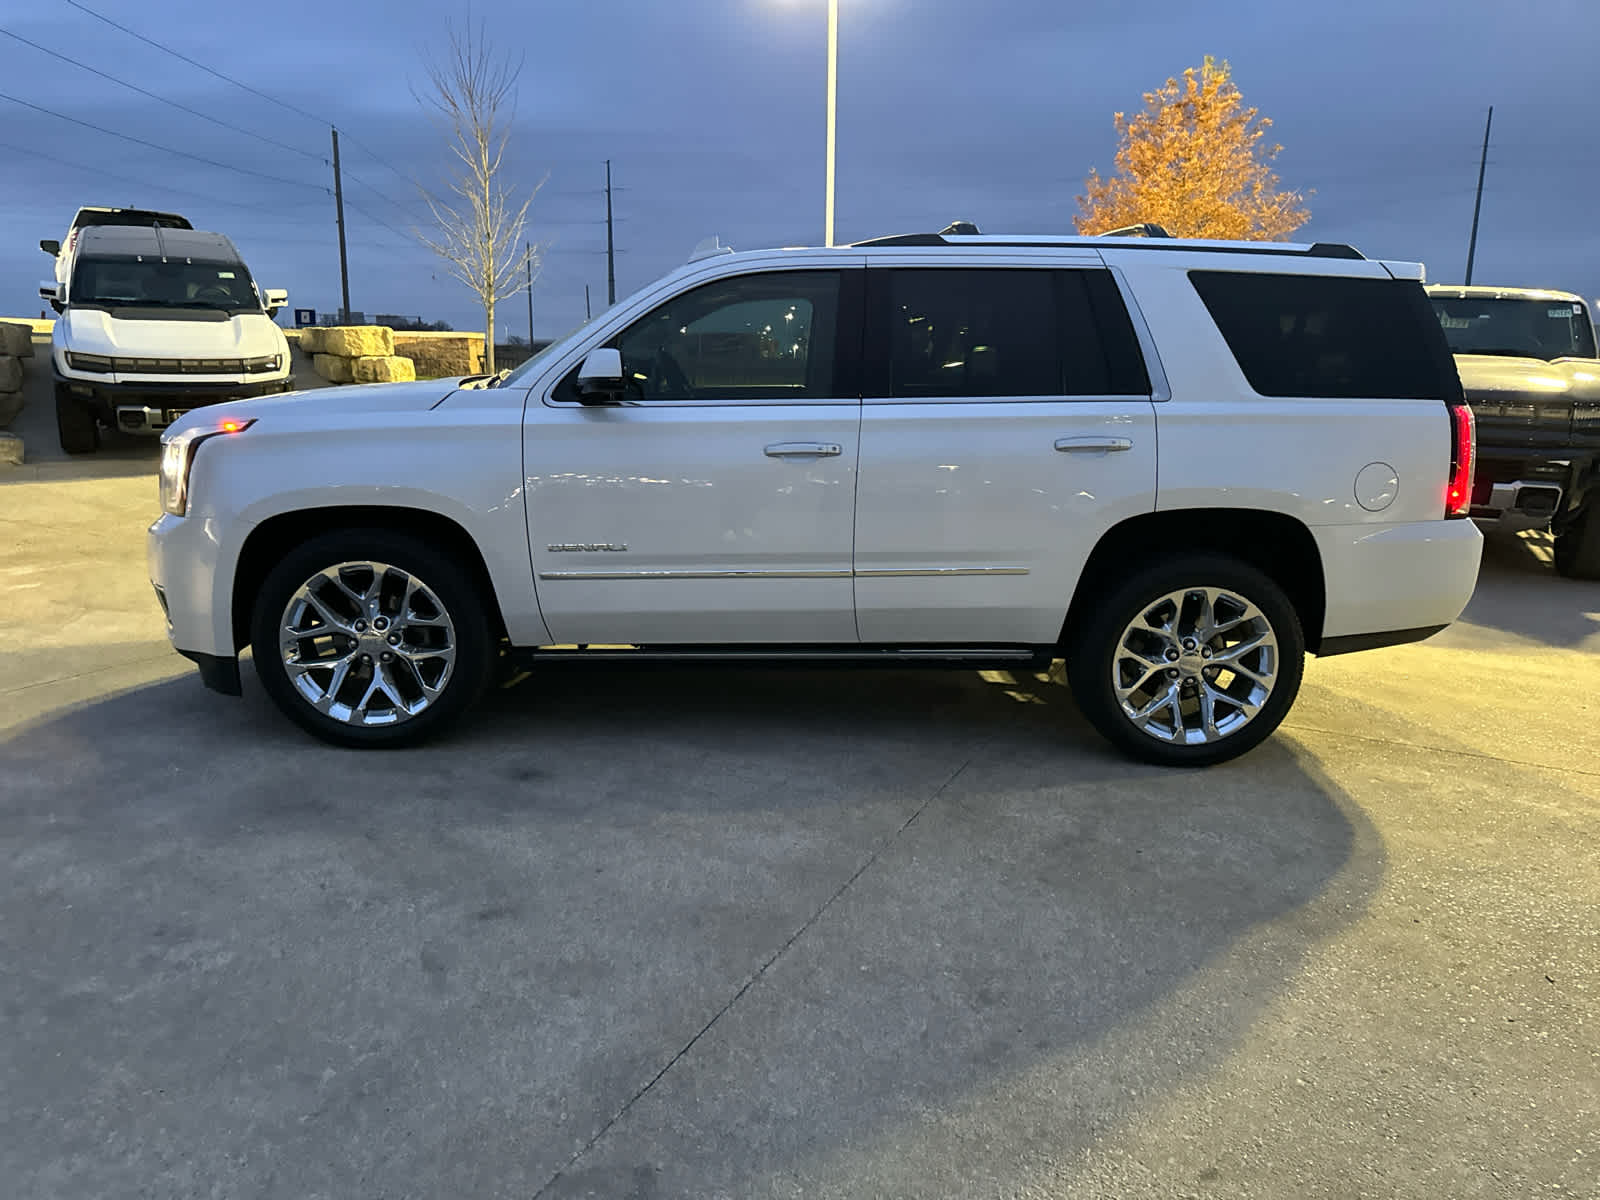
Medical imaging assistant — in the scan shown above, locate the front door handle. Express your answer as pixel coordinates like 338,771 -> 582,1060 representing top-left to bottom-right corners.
1055,436 -> 1133,453
765,442 -> 843,458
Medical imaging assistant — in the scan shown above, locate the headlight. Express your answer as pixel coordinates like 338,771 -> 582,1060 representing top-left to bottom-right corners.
65,352 -> 114,373
159,417 -> 255,516
244,354 -> 282,373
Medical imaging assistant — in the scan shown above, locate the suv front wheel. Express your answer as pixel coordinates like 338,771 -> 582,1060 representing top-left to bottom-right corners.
1067,555 -> 1306,766
250,530 -> 494,748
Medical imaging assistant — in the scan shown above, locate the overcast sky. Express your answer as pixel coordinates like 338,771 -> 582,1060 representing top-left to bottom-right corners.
3,0 -> 1596,339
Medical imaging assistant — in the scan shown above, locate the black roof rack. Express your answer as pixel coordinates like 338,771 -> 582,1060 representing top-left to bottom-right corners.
850,227 -> 1365,260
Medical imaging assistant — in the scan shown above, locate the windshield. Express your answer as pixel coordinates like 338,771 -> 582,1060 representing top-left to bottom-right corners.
1431,296 -> 1598,361
70,256 -> 260,313
499,315 -> 601,386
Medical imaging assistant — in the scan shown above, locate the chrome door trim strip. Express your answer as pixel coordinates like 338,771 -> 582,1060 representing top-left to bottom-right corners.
854,567 -> 1030,578
537,566 -> 1028,581
537,568 -> 853,581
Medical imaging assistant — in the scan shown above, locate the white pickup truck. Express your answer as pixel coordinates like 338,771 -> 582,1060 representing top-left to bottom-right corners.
147,226 -> 1483,765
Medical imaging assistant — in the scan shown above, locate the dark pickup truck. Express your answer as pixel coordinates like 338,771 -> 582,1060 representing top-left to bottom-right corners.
1428,286 -> 1600,579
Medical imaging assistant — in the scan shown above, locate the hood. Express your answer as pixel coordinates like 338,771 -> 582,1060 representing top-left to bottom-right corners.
60,306 -> 286,358
1454,354 -> 1600,402
168,378 -> 463,436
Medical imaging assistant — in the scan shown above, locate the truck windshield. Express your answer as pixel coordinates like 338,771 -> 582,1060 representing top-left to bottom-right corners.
1431,296 -> 1598,361
70,256 -> 260,314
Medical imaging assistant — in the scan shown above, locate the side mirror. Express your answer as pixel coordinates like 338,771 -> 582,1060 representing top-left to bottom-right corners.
38,281 -> 63,314
263,287 -> 288,315
576,347 -> 625,405
40,239 -> 60,256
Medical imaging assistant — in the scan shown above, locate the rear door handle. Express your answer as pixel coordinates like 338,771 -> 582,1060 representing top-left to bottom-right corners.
1055,436 -> 1133,453
765,442 -> 843,458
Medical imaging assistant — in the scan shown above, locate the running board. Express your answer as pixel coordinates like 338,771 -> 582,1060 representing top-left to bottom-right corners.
510,644 -> 1053,669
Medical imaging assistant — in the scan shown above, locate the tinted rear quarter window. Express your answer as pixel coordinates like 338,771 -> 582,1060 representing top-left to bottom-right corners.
1190,271 -> 1459,400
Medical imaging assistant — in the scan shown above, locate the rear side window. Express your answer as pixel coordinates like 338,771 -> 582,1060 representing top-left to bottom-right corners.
877,268 -> 1151,399
1190,271 -> 1458,400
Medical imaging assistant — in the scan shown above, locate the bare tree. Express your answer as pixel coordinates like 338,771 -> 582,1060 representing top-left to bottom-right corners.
414,21 -> 542,374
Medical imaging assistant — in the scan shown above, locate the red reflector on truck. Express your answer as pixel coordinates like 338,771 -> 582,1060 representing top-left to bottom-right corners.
1446,403 -> 1475,519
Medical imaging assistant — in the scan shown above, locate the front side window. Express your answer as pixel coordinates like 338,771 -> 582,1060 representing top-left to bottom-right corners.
71,257 -> 259,314
607,270 -> 840,401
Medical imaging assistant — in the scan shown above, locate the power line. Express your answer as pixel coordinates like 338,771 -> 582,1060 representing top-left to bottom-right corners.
0,25 -> 321,161
0,138 -> 321,217
342,166 -> 429,227
0,91 -> 324,192
342,197 -> 418,246
338,129 -> 424,194
62,0 -> 326,126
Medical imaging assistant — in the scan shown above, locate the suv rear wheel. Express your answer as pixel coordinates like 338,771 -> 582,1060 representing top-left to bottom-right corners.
1067,555 -> 1305,766
54,385 -> 98,454
250,529 -> 494,748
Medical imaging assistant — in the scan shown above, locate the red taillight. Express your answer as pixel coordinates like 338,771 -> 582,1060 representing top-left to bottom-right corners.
1445,402 -> 1476,518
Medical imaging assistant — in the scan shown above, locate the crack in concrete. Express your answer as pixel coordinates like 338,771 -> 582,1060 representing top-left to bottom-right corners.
1285,722 -> 1600,781
532,755 -> 976,1198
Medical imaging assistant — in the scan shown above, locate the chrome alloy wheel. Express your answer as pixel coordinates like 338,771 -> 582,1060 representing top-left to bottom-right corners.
278,560 -> 457,727
1111,586 -> 1279,746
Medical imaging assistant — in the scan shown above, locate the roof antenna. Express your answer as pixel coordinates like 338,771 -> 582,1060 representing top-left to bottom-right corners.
938,220 -> 981,236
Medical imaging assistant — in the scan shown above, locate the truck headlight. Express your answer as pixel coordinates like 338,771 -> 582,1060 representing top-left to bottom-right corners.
65,352 -> 114,373
243,354 -> 282,373
159,417 -> 255,516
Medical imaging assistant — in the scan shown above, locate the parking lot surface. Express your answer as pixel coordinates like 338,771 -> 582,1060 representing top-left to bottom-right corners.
2,457 -> 1597,1198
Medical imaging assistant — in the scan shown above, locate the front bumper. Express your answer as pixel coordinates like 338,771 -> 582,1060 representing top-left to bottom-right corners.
57,373 -> 294,434
149,511 -> 237,677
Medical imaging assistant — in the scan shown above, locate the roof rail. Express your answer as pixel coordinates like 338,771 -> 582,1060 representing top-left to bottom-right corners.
850,229 -> 1365,260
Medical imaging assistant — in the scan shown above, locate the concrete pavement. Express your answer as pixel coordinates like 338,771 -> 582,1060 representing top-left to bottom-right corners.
1,471 -> 1595,1198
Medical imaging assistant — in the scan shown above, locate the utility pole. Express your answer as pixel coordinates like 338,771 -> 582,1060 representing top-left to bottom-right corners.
330,127 -> 351,322
1464,105 -> 1493,286
525,241 -> 534,343
605,159 -> 616,307
585,284 -> 592,320
330,127 -> 352,322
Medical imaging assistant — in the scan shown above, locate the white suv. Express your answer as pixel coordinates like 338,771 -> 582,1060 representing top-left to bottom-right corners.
147,227 -> 1483,765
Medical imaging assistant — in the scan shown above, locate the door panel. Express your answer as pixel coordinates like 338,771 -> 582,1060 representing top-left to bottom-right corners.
853,263 -> 1158,645
854,402 -> 1154,643
523,267 -> 862,645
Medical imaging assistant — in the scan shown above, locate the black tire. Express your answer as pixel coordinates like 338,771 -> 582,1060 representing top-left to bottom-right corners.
1553,506 -> 1600,581
1066,554 -> 1306,767
250,529 -> 494,748
54,385 -> 99,455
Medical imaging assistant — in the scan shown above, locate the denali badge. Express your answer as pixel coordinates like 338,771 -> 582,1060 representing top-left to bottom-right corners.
547,543 -> 629,552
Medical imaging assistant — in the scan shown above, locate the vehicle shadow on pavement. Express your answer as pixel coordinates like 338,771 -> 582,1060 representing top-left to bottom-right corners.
0,663 -> 1380,1198
1456,531 -> 1600,648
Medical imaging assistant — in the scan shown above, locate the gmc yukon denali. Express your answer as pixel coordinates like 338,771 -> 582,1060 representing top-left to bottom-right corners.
147,226 -> 1484,765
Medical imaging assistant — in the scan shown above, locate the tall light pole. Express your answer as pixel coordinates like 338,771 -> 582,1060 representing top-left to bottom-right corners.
824,0 -> 838,246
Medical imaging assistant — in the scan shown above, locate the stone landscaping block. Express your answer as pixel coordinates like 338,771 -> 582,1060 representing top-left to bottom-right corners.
0,356 -> 21,392
0,390 -> 23,428
0,432 -> 21,466
393,334 -> 484,378
298,327 -> 324,354
322,326 -> 394,357
353,355 -> 417,384
0,323 -> 30,357
313,353 -> 355,383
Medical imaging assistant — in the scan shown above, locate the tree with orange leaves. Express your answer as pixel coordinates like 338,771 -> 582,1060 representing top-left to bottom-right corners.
1076,58 -> 1309,241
